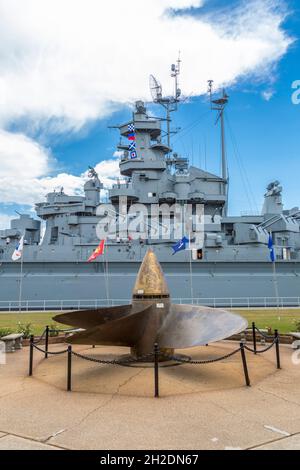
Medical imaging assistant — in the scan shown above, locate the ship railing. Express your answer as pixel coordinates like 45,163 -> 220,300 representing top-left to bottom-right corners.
0,296 -> 300,311
175,297 -> 300,309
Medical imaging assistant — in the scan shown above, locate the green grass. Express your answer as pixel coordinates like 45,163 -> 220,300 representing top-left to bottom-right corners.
233,309 -> 300,334
0,312 -> 68,336
0,309 -> 300,336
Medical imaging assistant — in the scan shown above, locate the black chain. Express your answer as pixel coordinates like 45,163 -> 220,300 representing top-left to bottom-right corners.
244,339 -> 276,354
31,338 -> 276,365
71,350 -> 155,365
33,329 -> 47,345
254,326 -> 274,340
32,343 -> 68,355
161,347 -> 242,365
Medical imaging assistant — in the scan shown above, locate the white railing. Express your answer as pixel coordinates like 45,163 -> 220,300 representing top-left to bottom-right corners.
0,297 -> 300,311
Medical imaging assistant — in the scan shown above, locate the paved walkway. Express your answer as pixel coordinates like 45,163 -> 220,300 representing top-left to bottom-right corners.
0,341 -> 300,450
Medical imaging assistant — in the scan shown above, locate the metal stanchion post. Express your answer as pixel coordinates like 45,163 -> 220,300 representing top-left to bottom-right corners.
154,343 -> 159,398
274,329 -> 281,370
240,342 -> 251,387
252,322 -> 257,354
45,325 -> 49,359
29,335 -> 34,376
67,345 -> 72,391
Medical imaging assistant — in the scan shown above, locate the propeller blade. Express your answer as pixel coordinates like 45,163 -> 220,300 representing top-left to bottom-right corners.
53,304 -> 133,329
157,304 -> 248,348
67,304 -> 154,347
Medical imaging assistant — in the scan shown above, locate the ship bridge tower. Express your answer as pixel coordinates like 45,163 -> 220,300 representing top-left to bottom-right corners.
109,101 -> 170,205
109,56 -> 182,206
118,100 -> 169,178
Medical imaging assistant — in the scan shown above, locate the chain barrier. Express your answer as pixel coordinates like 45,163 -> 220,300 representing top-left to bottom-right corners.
161,347 -> 243,365
32,343 -> 68,355
28,324 -> 281,395
31,326 -> 76,346
33,329 -> 47,345
244,338 -> 277,354
254,326 -> 274,340
71,350 -> 154,365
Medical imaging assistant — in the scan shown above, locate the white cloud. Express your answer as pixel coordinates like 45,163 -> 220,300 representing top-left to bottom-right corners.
0,129 -> 120,206
261,90 -> 274,101
0,0 -> 292,132
0,129 -> 50,178
0,0 -> 293,213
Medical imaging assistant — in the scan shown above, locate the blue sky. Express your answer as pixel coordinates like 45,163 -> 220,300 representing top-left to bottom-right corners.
0,0 -> 299,227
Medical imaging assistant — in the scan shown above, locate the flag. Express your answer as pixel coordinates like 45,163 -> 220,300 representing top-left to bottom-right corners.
268,234 -> 276,263
88,240 -> 105,262
129,142 -> 136,151
130,151 -> 137,159
128,124 -> 135,132
128,132 -> 136,141
172,236 -> 189,255
12,235 -> 24,261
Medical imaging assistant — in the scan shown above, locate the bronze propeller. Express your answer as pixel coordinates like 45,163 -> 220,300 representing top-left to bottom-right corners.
53,249 -> 247,358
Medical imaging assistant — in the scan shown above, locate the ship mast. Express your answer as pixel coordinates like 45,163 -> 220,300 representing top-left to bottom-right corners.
208,80 -> 229,216
149,54 -> 181,152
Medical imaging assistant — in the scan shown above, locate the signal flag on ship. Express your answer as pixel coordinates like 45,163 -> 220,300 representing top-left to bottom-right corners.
127,123 -> 138,159
88,240 -> 105,262
172,236 -> 189,255
127,132 -> 135,141
12,235 -> 24,261
268,234 -> 276,263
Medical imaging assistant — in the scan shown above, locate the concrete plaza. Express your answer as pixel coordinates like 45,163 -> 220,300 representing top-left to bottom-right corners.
0,341 -> 300,450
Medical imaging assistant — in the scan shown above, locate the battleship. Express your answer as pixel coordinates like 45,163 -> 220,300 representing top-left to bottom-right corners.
0,63 -> 300,309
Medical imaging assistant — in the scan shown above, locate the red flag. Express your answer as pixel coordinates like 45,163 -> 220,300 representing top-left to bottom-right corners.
88,240 -> 105,262
128,132 -> 135,141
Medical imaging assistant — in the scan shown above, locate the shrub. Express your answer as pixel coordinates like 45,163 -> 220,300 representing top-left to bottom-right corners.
0,327 -> 13,338
49,324 -> 60,337
17,322 -> 33,339
296,321 -> 300,333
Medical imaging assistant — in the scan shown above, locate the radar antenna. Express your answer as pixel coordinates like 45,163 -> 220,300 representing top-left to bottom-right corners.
88,166 -> 99,180
207,80 -> 214,108
171,52 -> 181,101
149,75 -> 163,103
149,53 -> 182,150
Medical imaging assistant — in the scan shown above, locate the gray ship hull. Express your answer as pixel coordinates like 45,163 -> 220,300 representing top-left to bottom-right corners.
1,260 -> 299,308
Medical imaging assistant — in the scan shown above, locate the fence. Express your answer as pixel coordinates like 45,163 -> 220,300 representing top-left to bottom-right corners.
2,296 -> 300,311
28,323 -> 281,397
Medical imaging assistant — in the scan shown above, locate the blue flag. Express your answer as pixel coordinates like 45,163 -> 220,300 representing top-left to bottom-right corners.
172,236 -> 189,255
268,234 -> 276,263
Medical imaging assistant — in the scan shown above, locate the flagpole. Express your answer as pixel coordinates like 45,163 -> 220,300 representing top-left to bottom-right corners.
189,232 -> 194,302
104,241 -> 110,306
18,245 -> 24,313
269,232 -> 280,311
272,259 -> 280,310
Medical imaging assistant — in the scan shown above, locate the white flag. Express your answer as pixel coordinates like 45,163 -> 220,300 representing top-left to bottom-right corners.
12,236 -> 24,261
